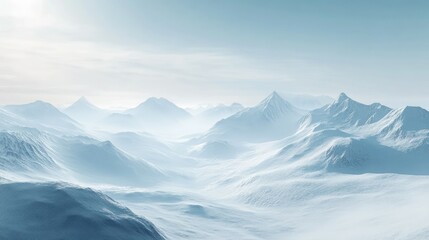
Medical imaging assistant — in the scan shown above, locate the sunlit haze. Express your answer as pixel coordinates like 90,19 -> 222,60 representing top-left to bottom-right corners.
1,0 -> 428,109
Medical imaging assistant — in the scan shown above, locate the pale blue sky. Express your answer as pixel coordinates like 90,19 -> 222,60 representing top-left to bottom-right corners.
0,0 -> 428,108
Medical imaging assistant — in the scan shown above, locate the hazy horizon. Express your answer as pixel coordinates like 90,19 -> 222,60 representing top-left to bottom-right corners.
1,0 -> 428,109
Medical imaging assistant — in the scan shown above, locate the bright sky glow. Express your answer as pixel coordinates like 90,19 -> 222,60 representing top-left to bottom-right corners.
0,0 -> 428,108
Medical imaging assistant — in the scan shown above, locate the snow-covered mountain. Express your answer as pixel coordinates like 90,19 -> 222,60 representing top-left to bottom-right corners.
53,136 -> 166,187
205,91 -> 305,142
3,101 -> 81,134
0,130 -> 57,174
300,93 -> 392,130
2,92 -> 429,239
375,106 -> 429,137
0,127 -> 165,186
63,97 -> 109,125
101,97 -> 191,135
0,182 -> 165,240
126,97 -> 191,120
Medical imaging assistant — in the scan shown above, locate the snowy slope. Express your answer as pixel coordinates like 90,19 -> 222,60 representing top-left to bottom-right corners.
2,93 -> 429,239
301,93 -> 392,130
0,130 -> 57,174
3,101 -> 82,134
374,106 -> 429,137
54,136 -> 166,186
0,182 -> 165,240
0,126 -> 166,186
206,91 -> 305,142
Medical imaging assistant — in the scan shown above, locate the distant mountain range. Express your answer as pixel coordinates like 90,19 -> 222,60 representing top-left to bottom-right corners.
1,92 -> 429,239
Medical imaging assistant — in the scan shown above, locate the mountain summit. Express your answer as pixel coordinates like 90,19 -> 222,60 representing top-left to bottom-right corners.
207,92 -> 305,142
375,106 -> 429,137
256,91 -> 300,121
303,93 -> 392,129
126,97 -> 190,119
64,97 -> 108,124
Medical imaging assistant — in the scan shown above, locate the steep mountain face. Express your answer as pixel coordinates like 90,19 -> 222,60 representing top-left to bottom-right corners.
375,106 -> 429,137
3,101 -> 81,134
0,130 -> 57,173
206,92 -> 305,142
0,182 -> 165,240
302,93 -> 392,129
0,109 -> 19,128
63,97 -> 108,124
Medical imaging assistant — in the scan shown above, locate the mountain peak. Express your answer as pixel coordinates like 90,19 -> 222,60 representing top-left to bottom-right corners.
230,103 -> 243,108
127,97 -> 190,118
314,93 -> 392,127
337,92 -> 351,103
66,97 -> 101,112
71,96 -> 94,107
378,106 -> 429,135
260,91 -> 286,106
76,96 -> 89,104
401,106 -> 427,115
268,91 -> 282,100
255,91 -> 301,121
143,97 -> 171,105
396,106 -> 429,124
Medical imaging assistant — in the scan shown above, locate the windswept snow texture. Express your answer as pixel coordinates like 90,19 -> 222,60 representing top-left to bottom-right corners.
0,131 -> 56,173
1,92 -> 429,239
0,182 -> 165,240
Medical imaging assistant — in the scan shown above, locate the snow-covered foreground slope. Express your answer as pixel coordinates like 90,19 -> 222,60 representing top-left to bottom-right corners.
0,182 -> 165,240
1,92 -> 429,239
